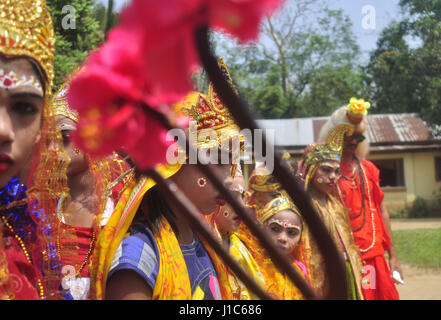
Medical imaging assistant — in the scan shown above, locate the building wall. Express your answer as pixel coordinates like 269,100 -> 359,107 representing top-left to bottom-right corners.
368,150 -> 441,211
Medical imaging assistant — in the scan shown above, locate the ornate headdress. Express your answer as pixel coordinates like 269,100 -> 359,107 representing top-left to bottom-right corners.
318,97 -> 371,159
255,190 -> 301,224
175,57 -> 245,150
243,166 -> 282,212
0,0 -> 55,86
303,124 -> 354,190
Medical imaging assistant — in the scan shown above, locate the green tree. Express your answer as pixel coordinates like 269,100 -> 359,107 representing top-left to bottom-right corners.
367,0 -> 441,135
213,1 -> 366,119
47,0 -> 104,91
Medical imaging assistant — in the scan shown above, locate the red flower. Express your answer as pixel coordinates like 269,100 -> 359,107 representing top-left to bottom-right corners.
68,64 -> 174,169
208,0 -> 282,42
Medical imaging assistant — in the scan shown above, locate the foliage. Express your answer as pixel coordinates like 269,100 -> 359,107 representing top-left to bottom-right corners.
212,1 -> 367,119
408,197 -> 430,218
389,208 -> 407,219
47,0 -> 118,92
366,0 -> 441,131
393,227 -> 441,269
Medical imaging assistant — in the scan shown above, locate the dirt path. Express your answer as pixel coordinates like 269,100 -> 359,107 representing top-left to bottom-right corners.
391,218 -> 441,231
396,264 -> 441,300
390,218 -> 441,300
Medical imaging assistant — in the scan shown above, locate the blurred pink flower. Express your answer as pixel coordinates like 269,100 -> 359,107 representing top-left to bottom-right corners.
68,62 -> 174,169
209,0 -> 282,42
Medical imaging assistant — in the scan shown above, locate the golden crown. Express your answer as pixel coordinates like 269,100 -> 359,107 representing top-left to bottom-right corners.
175,58 -> 245,149
256,190 -> 300,224
303,124 -> 353,190
304,124 -> 354,167
0,0 -> 55,86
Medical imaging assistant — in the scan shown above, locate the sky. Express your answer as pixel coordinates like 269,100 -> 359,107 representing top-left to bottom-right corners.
100,0 -> 403,62
327,0 -> 403,60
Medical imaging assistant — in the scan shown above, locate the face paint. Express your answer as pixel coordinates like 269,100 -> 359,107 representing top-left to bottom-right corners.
0,69 -> 43,95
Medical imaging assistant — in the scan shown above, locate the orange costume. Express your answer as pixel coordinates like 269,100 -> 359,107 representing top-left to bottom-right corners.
338,158 -> 399,300
319,98 -> 399,300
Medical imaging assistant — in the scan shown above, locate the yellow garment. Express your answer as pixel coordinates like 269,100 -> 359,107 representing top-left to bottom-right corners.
89,163 -> 182,300
152,216 -> 234,300
152,217 -> 193,299
307,195 -> 364,299
230,227 -> 307,300
228,233 -> 266,300
90,162 -> 235,300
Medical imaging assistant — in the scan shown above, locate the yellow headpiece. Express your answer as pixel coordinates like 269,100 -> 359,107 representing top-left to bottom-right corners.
248,167 -> 281,193
346,97 -> 370,124
256,190 -> 301,224
243,166 -> 284,213
0,0 -> 55,86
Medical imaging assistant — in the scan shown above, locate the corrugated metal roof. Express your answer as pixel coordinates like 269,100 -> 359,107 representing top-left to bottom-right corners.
257,113 -> 434,148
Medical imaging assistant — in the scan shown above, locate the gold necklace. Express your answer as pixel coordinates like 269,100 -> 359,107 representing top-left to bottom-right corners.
1,215 -> 45,300
57,197 -> 96,277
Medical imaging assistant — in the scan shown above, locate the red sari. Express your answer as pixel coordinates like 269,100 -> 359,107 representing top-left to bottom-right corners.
2,233 -> 44,300
338,159 -> 399,300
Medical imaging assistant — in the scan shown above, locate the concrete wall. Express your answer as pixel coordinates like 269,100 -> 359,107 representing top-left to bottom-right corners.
368,150 -> 441,211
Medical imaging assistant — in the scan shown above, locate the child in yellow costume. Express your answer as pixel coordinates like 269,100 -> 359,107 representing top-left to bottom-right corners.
90,59 -> 245,300
208,163 -> 310,300
301,124 -> 364,299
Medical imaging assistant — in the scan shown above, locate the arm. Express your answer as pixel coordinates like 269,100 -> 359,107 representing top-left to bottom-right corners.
380,201 -> 403,283
106,270 -> 153,300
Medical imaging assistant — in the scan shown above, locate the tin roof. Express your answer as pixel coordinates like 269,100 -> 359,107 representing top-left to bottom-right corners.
257,113 -> 440,154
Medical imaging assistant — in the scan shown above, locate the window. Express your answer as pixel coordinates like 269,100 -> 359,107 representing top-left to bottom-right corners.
435,157 -> 441,181
370,159 -> 405,188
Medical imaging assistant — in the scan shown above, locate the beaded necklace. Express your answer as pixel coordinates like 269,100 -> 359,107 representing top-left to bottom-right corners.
340,162 -> 360,189
56,195 -> 96,278
338,160 -> 376,253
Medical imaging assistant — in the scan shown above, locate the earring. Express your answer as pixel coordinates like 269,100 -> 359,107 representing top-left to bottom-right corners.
197,177 -> 207,188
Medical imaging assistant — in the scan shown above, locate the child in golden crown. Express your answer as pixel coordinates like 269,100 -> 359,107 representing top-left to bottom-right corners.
51,75 -> 133,300
90,59 -> 245,300
0,0 -> 72,299
301,124 -> 364,299
318,98 -> 402,300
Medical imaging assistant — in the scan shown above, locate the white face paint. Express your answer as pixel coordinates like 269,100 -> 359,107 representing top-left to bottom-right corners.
0,69 -> 43,96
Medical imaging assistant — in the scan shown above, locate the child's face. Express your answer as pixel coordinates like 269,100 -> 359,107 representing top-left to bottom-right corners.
311,160 -> 340,195
214,201 -> 242,233
214,168 -> 247,233
0,57 -> 44,187
265,209 -> 302,256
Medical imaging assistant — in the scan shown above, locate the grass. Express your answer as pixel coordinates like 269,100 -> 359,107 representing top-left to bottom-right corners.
392,227 -> 441,269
